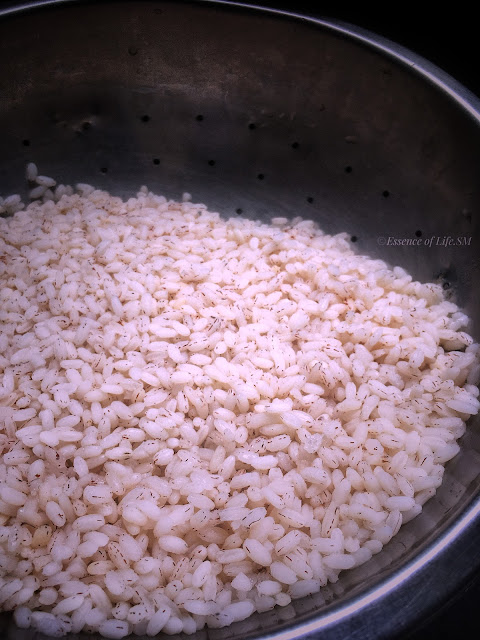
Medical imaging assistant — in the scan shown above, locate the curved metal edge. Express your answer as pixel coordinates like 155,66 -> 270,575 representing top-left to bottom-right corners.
278,498 -> 480,640
1,1 -> 480,638
0,0 -> 77,14
4,0 -> 479,139
202,1 -> 480,135
209,0 -> 480,120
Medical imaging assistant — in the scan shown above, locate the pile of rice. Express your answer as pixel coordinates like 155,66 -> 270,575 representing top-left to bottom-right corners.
0,171 -> 479,639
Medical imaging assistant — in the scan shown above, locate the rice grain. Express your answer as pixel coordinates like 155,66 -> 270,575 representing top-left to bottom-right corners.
0,180 -> 478,637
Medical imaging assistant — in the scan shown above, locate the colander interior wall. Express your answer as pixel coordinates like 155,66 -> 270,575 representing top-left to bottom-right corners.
1,1 -> 480,639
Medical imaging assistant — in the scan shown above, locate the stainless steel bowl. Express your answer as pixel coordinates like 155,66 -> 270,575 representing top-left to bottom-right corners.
1,1 -> 480,638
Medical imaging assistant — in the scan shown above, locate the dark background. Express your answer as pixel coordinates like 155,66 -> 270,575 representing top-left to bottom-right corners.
248,1 -> 480,99
0,1 -> 478,639
0,0 -> 478,98
247,4 -> 480,639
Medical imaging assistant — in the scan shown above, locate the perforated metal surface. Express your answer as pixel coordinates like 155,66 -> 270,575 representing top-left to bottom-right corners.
1,2 -> 480,639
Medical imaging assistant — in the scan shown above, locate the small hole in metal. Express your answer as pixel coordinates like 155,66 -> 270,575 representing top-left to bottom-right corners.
100,167 -> 108,174
141,115 -> 151,123
82,121 -> 91,131
22,139 -> 30,146
153,158 -> 160,165
344,166 -> 353,173
208,159 -> 216,166
128,46 -> 138,56
415,230 -> 422,237
307,196 -> 314,204
257,173 -> 265,180
236,208 -> 243,215
291,142 -> 299,149
248,123 -> 257,130
382,190 -> 390,198
351,235 -> 358,242
196,115 -> 204,121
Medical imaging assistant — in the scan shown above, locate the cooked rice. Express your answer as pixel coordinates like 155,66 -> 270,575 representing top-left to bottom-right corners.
0,176 -> 479,638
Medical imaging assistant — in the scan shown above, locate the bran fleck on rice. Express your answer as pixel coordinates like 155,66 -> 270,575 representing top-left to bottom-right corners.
0,172 -> 479,637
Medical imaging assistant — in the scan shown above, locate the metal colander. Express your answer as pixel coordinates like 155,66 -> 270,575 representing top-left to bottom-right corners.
1,1 -> 480,639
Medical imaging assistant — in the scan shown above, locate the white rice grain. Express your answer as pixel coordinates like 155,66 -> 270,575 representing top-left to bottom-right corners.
0,179 -> 478,639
